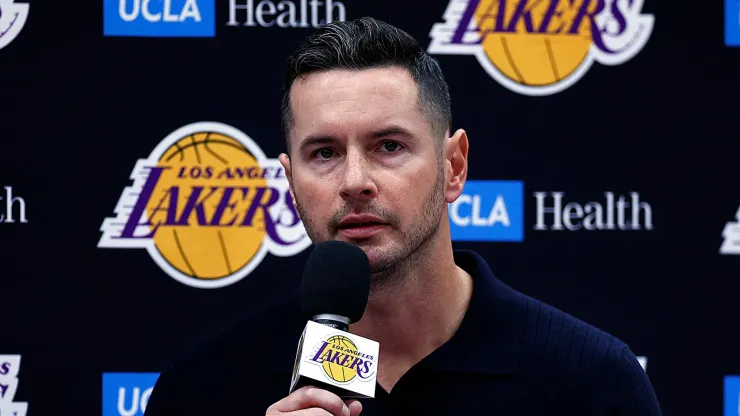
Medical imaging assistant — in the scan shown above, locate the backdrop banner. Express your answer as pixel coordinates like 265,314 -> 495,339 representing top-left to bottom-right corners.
1,1 -> 738,415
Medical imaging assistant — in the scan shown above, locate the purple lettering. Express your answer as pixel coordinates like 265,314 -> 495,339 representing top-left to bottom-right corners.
118,167 -> 169,239
262,167 -> 286,179
176,166 -> 215,179
248,167 -> 261,179
570,0 -> 605,35
590,0 -> 629,53
505,0 -> 537,33
241,187 -> 277,227
175,186 -> 219,226
0,362 -> 9,375
120,174 -> 302,242
451,0 -> 482,44
328,351 -> 344,365
358,360 -> 374,379
538,0 -> 565,34
217,168 -> 233,179
214,167 -> 287,180
241,187 -> 302,245
311,341 -> 330,363
149,187 -> 180,227
209,187 -> 239,226
349,358 -> 364,372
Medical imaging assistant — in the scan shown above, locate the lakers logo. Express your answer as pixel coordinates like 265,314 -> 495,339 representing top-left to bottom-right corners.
428,0 -> 654,95
309,335 -> 376,384
98,122 -> 311,289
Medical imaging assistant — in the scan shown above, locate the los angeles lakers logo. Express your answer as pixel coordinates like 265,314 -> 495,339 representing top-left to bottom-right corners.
98,122 -> 311,289
428,0 -> 654,96
309,335 -> 376,384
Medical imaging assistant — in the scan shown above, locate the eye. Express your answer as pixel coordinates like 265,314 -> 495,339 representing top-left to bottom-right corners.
378,141 -> 402,152
312,148 -> 335,159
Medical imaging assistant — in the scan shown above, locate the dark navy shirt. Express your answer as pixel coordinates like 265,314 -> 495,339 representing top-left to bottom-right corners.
145,250 -> 662,415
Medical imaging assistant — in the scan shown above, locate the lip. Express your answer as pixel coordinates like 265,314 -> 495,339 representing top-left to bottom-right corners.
339,214 -> 387,227
338,215 -> 388,239
339,224 -> 388,239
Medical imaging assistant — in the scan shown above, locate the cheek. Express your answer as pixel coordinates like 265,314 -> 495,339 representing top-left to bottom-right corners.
384,178 -> 428,212
402,168 -> 440,205
294,178 -> 330,211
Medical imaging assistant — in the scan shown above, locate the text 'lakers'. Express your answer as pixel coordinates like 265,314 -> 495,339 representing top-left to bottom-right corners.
98,122 -> 310,289
428,0 -> 654,95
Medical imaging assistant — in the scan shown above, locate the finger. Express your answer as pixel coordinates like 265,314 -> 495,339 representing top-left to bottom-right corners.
275,386 -> 348,416
346,399 -> 363,416
294,409 -> 336,416
267,405 -> 337,416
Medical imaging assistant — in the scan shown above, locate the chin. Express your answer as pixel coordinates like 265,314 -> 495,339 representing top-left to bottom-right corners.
323,236 -> 399,266
361,245 -> 405,272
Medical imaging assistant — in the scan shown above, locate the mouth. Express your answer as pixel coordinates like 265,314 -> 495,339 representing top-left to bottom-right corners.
337,217 -> 389,239
340,221 -> 386,229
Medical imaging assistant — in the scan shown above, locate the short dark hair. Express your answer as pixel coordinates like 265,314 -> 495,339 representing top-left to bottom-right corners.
280,17 -> 452,154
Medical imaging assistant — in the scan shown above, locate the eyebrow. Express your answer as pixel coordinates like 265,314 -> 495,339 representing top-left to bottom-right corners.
298,136 -> 335,154
298,125 -> 414,153
371,125 -> 413,139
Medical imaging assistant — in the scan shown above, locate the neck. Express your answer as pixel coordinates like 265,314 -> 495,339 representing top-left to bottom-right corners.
349,231 -> 473,371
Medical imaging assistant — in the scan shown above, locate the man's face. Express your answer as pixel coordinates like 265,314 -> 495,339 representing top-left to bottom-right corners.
279,67 -> 446,273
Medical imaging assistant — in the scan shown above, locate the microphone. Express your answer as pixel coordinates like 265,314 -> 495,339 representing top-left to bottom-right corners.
289,240 -> 379,399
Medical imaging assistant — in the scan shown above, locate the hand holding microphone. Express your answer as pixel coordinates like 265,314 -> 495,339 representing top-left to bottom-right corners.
265,385 -> 363,416
266,241 -> 376,416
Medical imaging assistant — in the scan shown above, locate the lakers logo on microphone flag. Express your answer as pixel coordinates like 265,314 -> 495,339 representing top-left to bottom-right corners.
290,321 -> 379,398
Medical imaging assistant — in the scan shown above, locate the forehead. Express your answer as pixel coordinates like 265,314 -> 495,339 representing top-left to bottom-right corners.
288,67 -> 425,142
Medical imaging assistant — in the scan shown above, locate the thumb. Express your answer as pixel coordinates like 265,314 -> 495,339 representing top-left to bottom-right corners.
346,399 -> 363,416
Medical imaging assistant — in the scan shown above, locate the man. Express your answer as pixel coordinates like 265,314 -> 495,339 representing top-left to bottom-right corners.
145,17 -> 662,416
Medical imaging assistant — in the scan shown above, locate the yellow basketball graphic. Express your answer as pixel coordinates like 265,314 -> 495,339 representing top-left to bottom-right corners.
474,0 -> 593,87
322,336 -> 359,383
98,121 -> 311,289
426,0 -> 654,96
145,132 -> 267,280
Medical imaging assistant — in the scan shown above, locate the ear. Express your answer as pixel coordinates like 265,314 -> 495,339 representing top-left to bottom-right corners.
278,153 -> 298,211
443,129 -> 469,204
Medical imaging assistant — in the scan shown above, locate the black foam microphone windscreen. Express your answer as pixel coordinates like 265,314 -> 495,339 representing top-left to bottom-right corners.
300,240 -> 371,324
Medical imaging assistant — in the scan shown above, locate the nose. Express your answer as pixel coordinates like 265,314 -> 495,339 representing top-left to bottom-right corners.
339,147 -> 377,203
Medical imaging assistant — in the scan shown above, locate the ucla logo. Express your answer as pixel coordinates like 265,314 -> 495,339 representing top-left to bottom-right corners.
724,376 -> 740,416
103,0 -> 215,37
727,0 -> 740,46
102,373 -> 160,416
309,335 -> 376,384
428,0 -> 654,96
98,122 -> 311,289
449,180 -> 524,242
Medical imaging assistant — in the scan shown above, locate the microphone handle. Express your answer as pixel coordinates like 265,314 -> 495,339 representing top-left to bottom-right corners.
312,314 -> 350,332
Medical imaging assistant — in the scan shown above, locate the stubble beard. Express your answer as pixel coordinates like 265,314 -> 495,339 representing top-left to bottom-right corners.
294,164 -> 446,290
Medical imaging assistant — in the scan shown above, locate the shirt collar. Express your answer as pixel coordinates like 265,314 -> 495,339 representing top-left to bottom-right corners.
416,250 -> 524,375
270,250 -> 524,375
